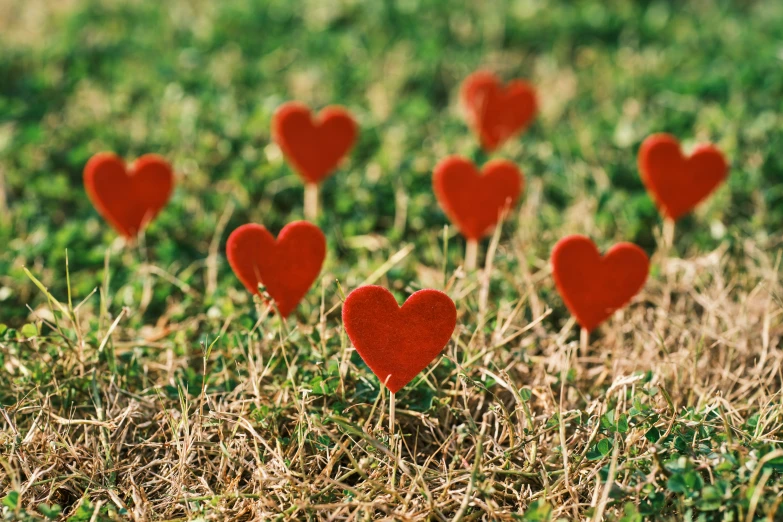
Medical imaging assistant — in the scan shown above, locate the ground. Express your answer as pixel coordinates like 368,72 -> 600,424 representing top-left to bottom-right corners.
1,0 -> 783,520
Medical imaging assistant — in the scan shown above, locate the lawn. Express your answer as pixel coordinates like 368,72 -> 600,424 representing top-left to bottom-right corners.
1,0 -> 783,520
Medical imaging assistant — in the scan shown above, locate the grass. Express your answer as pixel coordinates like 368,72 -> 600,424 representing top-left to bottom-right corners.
1,0 -> 783,519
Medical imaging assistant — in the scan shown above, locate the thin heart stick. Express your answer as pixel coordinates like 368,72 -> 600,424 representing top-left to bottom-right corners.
389,390 -> 396,436
389,389 -> 397,490
465,239 -> 478,271
385,375 -> 397,489
580,327 -> 588,356
304,183 -> 319,221
384,374 -> 396,436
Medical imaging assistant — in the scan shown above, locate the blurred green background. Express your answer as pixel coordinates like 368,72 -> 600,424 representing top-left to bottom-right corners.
1,0 -> 782,325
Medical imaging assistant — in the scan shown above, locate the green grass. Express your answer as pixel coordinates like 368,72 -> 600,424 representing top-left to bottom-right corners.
1,0 -> 783,520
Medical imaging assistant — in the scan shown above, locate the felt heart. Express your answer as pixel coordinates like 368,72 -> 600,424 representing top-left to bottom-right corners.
83,152 -> 174,238
272,102 -> 358,184
638,133 -> 728,221
433,156 -> 523,240
342,286 -> 457,393
226,221 -> 326,318
551,235 -> 649,332
461,70 -> 537,152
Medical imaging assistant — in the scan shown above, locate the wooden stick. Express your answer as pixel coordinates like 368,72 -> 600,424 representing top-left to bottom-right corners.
580,327 -> 589,356
389,390 -> 396,436
389,388 -> 397,490
304,183 -> 319,221
663,218 -> 675,252
465,239 -> 478,271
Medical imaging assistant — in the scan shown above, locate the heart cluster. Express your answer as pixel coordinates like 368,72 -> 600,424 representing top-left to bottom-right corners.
81,69 -> 730,394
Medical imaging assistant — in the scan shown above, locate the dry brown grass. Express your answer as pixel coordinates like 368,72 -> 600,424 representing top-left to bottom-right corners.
3,231 -> 782,520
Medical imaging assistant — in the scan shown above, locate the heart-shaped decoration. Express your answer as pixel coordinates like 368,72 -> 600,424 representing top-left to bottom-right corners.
551,235 -> 649,332
638,133 -> 728,221
461,70 -> 537,152
433,156 -> 524,240
83,152 -> 174,238
272,102 -> 358,185
226,221 -> 326,318
342,286 -> 457,393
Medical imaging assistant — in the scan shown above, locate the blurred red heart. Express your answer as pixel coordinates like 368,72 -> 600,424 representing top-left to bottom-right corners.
552,235 -> 649,332
272,102 -> 358,184
638,133 -> 728,221
342,286 -> 457,393
83,152 -> 174,238
433,156 -> 523,240
461,70 -> 537,152
226,221 -> 326,318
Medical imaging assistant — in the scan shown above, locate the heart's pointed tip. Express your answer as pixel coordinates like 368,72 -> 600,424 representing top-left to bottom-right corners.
386,383 -> 404,394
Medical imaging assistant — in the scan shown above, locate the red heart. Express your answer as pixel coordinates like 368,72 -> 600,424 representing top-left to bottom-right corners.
83,152 -> 174,238
272,102 -> 358,184
551,235 -> 649,332
342,286 -> 457,393
461,70 -> 537,152
638,133 -> 728,221
226,221 -> 326,318
433,156 -> 524,240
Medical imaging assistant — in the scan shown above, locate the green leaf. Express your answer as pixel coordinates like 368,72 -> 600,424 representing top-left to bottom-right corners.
521,499 -> 552,521
645,426 -> 660,443
519,387 -> 532,402
588,438 -> 614,461
619,502 -> 642,522
667,470 -> 703,495
326,359 -> 340,375
310,376 -> 337,396
762,455 -> 783,471
2,491 -> 19,509
65,497 -> 94,521
697,486 -> 723,511
667,473 -> 688,494
39,503 -> 63,519
20,323 -> 38,338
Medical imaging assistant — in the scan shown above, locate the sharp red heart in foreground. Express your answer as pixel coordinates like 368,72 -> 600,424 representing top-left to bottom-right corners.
461,70 -> 537,152
433,156 -> 524,240
551,235 -> 649,332
272,101 -> 358,184
342,286 -> 457,393
83,152 -> 174,238
638,133 -> 728,221
226,221 -> 326,318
